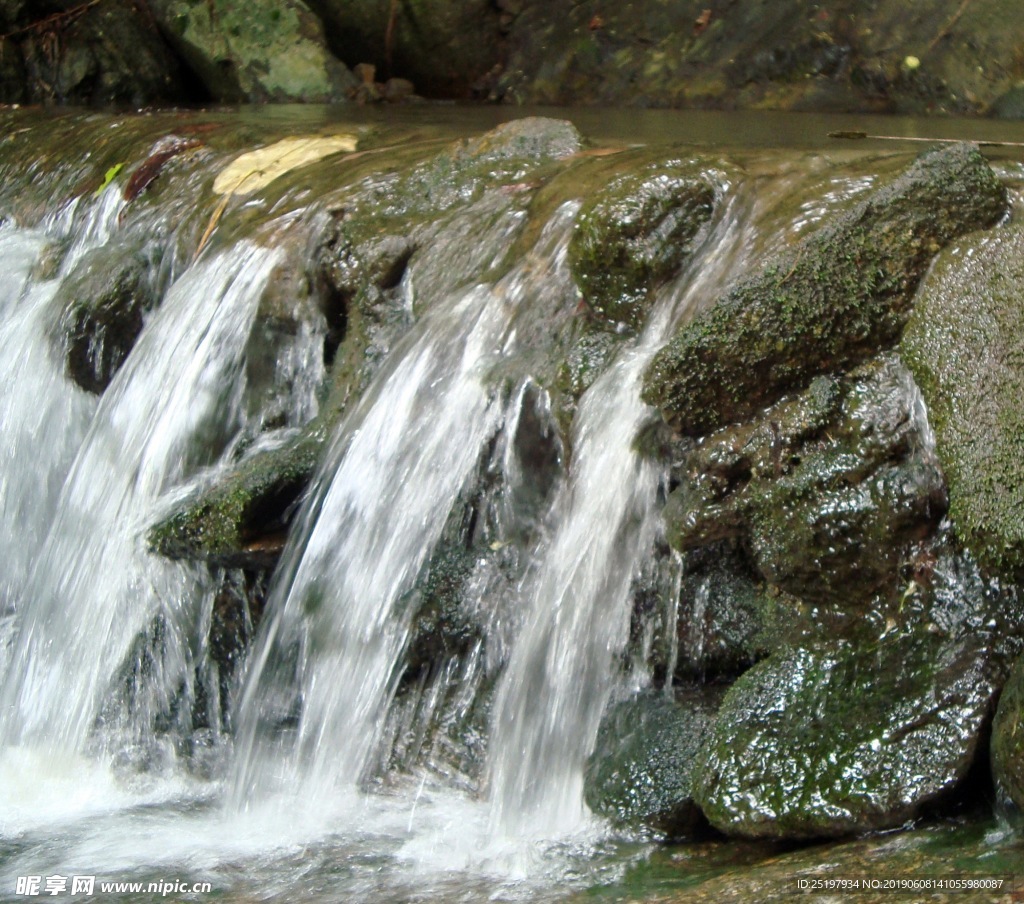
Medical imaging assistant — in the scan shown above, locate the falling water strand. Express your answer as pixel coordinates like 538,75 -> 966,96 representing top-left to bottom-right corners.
230,205 -> 579,808
0,242 -> 281,754
488,187 -> 752,838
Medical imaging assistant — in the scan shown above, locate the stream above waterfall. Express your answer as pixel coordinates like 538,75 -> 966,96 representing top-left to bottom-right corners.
0,106 -> 1023,903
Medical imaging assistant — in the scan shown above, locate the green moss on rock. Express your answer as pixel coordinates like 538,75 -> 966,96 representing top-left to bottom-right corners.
692,628 -> 999,840
148,428 -> 324,567
900,224 -> 1024,577
642,143 -> 1006,437
992,653 -> 1024,811
584,690 -> 718,839
568,162 -> 716,329
664,355 -> 946,607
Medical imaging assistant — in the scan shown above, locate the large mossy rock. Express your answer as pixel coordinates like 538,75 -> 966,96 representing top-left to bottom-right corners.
56,245 -> 158,395
568,161 -> 716,330
692,628 -> 1000,840
148,0 -> 355,102
900,224 -> 1024,578
149,428 -> 324,567
992,654 -> 1024,812
663,355 -> 946,607
584,691 -> 718,839
641,143 -> 1006,437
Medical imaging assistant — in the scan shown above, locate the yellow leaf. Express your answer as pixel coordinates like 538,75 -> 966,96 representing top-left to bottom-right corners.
212,134 -> 358,197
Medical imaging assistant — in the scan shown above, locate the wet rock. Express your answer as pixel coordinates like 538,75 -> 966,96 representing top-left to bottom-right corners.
148,427 -> 323,568
673,543 -> 799,680
642,143 -> 1006,437
404,546 -> 483,680
0,0 -> 189,105
901,224 -> 1024,578
992,654 -> 1024,812
56,244 -> 158,394
147,0 -> 356,102
584,690 -> 719,839
990,84 -> 1024,119
664,355 -> 946,608
568,161 -> 716,330
693,627 -> 1001,840
309,0 -> 505,99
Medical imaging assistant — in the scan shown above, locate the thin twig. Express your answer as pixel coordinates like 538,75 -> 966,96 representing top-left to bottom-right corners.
0,0 -> 102,41
929,0 -> 973,51
829,130 -> 1024,149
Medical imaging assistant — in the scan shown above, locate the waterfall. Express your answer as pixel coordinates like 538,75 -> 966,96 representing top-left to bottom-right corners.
487,184 -> 762,838
230,203 -> 579,807
0,242 -> 281,760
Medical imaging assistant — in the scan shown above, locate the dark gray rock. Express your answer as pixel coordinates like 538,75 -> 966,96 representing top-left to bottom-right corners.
585,690 -> 718,839
57,244 -> 158,394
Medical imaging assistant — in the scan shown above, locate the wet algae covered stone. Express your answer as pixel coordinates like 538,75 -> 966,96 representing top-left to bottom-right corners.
992,654 -> 1024,812
642,143 -> 1006,437
692,628 -> 999,840
585,691 -> 719,839
900,224 -> 1024,578
568,162 -> 716,330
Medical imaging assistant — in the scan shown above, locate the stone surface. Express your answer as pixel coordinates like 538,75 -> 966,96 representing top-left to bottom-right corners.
693,627 -> 1000,840
584,690 -> 718,839
641,143 -> 1006,437
901,224 -> 1024,577
148,0 -> 355,102
992,654 -> 1024,812
56,244 -> 158,394
663,356 -> 947,608
568,161 -> 715,329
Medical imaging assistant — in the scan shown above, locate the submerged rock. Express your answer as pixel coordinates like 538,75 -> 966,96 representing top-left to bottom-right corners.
693,627 -> 1000,840
642,143 -> 1006,437
56,244 -> 158,394
585,690 -> 718,839
900,224 -> 1024,577
568,161 -> 715,329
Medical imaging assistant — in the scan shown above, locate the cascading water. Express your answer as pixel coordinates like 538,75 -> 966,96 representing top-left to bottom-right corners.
230,203 -> 578,807
487,183 -> 754,838
0,241 -> 281,763
1,109 -> 1001,903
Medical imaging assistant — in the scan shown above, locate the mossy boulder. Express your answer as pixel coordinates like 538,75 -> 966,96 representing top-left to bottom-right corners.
584,690 -> 718,839
642,143 -> 1006,437
568,162 -> 715,329
148,428 -> 324,567
992,653 -> 1024,812
693,627 -> 1000,840
56,244 -> 158,394
147,0 -> 355,102
664,355 -> 946,607
672,542 -> 808,680
900,224 -> 1024,577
